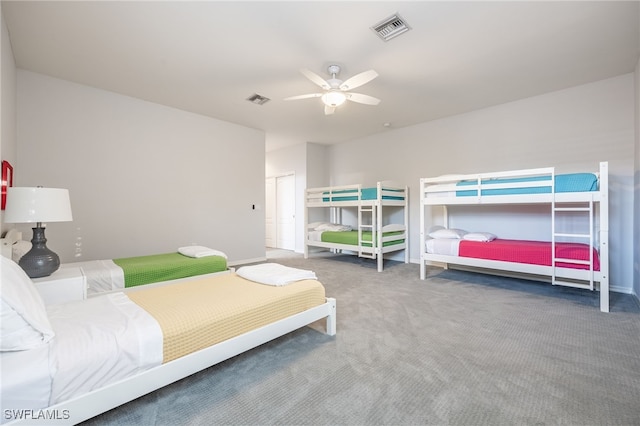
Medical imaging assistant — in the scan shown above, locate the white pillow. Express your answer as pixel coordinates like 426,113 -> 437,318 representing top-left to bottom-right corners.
307,222 -> 329,230
315,223 -> 352,232
428,228 -> 468,239
178,246 -> 228,259
0,256 -> 55,351
463,232 -> 497,242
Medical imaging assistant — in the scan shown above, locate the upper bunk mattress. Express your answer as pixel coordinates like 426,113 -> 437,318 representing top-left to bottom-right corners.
322,187 -> 405,202
455,173 -> 598,196
113,252 -> 227,288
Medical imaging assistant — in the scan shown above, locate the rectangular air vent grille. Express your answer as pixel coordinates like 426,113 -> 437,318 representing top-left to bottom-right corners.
246,94 -> 270,105
371,14 -> 411,42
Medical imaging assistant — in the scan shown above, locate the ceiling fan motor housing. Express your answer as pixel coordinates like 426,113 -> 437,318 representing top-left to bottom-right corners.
327,78 -> 342,89
327,64 -> 341,76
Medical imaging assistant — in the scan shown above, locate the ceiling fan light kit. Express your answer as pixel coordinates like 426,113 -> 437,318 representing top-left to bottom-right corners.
285,64 -> 381,115
321,91 -> 347,107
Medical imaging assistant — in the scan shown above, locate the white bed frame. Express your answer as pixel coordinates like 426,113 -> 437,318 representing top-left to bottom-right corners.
8,296 -> 336,425
304,181 -> 409,272
419,162 -> 609,312
86,268 -> 235,298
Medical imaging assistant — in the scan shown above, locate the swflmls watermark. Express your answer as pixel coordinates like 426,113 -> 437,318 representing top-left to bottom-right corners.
4,409 -> 71,421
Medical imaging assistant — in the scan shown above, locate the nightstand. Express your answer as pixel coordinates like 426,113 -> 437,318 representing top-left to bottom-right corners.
32,264 -> 87,304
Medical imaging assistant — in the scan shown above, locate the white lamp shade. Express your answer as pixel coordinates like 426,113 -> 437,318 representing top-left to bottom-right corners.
4,187 -> 73,223
321,91 -> 347,107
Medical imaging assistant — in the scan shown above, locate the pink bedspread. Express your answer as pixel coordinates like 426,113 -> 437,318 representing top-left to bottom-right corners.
458,239 -> 600,271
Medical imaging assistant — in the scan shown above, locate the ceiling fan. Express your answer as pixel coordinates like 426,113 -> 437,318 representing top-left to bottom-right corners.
284,65 -> 381,115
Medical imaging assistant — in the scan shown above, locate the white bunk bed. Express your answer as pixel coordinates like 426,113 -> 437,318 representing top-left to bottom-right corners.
304,182 -> 409,272
419,162 -> 609,312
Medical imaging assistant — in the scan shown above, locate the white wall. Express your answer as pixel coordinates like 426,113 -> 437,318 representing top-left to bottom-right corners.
14,71 -> 265,264
0,7 -> 17,234
305,142 -> 330,227
306,143 -> 329,191
328,74 -> 635,294
634,57 -> 640,299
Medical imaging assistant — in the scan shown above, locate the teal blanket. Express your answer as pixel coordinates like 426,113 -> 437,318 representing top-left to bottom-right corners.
456,173 -> 597,196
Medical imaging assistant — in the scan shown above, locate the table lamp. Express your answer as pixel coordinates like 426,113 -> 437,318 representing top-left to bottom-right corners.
4,187 -> 73,278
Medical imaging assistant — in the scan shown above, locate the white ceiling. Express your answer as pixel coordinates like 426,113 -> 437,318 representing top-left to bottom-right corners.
3,1 -> 639,152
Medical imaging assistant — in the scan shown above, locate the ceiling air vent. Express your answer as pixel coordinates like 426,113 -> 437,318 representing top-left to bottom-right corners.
246,94 -> 270,105
371,13 -> 411,42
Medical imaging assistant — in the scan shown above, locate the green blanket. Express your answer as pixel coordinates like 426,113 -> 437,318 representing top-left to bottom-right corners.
113,252 -> 227,288
320,231 -> 404,247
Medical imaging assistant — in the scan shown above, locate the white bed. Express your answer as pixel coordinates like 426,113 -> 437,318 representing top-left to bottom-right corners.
419,162 -> 609,312
304,181 -> 409,272
76,246 -> 229,296
0,236 -> 230,298
1,257 -> 336,424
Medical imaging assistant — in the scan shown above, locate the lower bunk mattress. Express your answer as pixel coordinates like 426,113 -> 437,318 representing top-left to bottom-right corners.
1,267 -> 327,417
426,238 -> 600,270
309,230 -> 405,247
78,251 -> 228,296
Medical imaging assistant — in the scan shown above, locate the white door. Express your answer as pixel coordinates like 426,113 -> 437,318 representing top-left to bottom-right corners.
276,174 -> 295,250
265,177 -> 276,248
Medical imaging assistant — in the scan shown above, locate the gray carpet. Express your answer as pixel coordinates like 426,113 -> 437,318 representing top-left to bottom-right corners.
84,254 -> 640,426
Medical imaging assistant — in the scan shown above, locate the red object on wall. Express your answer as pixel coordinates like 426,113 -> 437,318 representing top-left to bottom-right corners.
1,160 -> 13,210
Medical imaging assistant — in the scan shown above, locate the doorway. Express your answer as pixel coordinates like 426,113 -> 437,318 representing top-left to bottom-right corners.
265,173 -> 295,250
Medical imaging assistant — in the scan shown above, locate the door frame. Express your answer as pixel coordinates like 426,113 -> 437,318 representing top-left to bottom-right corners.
265,171 -> 296,250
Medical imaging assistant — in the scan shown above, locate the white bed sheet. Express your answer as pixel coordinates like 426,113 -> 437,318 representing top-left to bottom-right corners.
48,292 -> 162,404
0,292 -> 162,422
423,182 -> 459,198
425,238 -> 461,256
76,260 -> 125,296
308,230 -> 323,242
424,190 -> 456,198
0,343 -> 52,416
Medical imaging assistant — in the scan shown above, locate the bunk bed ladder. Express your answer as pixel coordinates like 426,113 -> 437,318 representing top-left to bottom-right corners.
358,205 -> 376,259
552,199 -> 595,290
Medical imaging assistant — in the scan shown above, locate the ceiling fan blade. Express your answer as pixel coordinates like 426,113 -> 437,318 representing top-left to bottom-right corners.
339,70 -> 378,91
324,105 -> 336,115
345,92 -> 381,106
300,68 -> 330,90
284,93 -> 322,101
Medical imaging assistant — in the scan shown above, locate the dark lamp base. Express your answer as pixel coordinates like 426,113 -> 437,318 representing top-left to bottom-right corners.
19,226 -> 60,278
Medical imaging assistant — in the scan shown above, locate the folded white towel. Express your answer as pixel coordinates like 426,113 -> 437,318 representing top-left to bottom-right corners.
236,263 -> 317,286
178,246 -> 228,259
